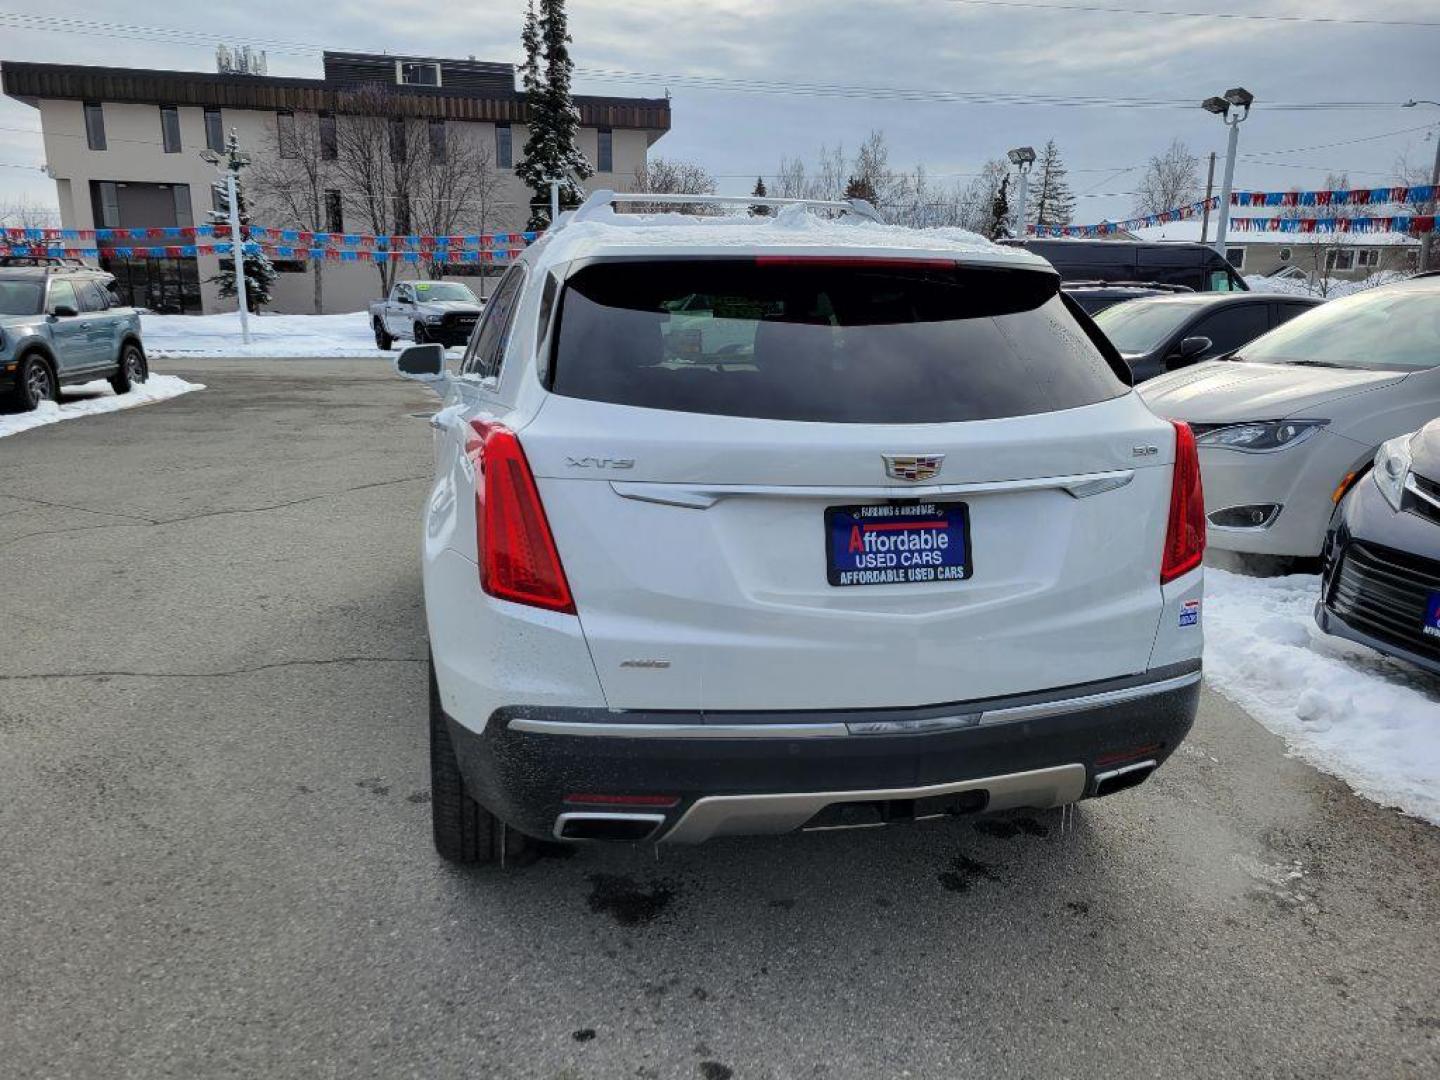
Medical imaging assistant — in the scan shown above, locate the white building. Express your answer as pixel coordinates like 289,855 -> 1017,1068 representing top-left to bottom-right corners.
1,52 -> 671,314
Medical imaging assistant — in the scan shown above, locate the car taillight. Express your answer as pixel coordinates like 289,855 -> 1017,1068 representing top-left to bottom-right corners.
1161,420 -> 1206,584
467,419 -> 576,614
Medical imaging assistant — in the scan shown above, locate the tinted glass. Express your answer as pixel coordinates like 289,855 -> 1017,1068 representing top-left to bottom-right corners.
471,266 -> 526,380
1095,300 -> 1202,353
0,281 -> 43,315
551,260 -> 1127,423
75,281 -> 110,312
1188,304 -> 1270,356
413,282 -> 475,302
1238,286 -> 1440,371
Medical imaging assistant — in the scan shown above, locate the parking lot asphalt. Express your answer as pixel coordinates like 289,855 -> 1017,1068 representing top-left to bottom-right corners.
2,358 -> 1438,1080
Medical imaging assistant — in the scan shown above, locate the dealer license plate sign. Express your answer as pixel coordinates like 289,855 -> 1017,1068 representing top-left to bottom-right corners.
1423,592 -> 1440,639
825,503 -> 971,587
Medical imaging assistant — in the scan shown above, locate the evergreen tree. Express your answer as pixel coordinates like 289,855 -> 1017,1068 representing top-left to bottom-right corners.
206,131 -> 276,310
843,175 -> 878,204
1027,139 -> 1076,229
515,0 -> 593,231
750,176 -> 770,216
987,173 -> 1011,240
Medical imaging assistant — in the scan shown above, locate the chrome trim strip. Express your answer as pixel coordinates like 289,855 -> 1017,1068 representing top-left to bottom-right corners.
552,812 -> 665,841
1207,503 -> 1282,532
609,470 -> 1137,510
662,763 -> 1089,845
1404,472 -> 1440,511
976,670 -> 1202,726
508,670 -> 1202,741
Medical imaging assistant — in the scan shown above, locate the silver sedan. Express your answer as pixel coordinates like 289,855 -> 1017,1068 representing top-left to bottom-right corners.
1139,275 -> 1440,559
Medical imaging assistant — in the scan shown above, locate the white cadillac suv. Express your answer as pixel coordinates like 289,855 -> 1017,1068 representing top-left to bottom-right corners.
396,192 -> 1205,865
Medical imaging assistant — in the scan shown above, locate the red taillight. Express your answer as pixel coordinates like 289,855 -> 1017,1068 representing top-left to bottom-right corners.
468,420 -> 576,614
753,255 -> 957,270
1161,420 -> 1206,584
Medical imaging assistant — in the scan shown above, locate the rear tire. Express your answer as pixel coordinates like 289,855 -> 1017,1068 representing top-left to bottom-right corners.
108,343 -> 147,395
429,653 -> 532,866
374,320 -> 394,351
9,353 -> 56,412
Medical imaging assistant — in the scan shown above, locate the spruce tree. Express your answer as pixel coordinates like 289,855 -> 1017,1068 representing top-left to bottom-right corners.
750,177 -> 770,216
988,173 -> 1011,240
205,132 -> 276,310
515,0 -> 593,231
843,175 -> 878,204
1028,139 -> 1076,229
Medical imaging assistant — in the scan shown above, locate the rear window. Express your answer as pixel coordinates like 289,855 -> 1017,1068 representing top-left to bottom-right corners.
549,259 -> 1128,423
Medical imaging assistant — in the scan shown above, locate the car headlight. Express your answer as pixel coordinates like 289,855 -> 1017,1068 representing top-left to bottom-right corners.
1195,419 -> 1328,453
1372,434 -> 1414,512
425,313 -> 445,324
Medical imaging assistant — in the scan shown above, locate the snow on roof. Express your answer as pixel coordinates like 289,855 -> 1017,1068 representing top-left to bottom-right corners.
534,204 -> 1049,270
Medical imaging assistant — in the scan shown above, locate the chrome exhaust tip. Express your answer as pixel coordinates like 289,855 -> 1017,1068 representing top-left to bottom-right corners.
1091,759 -> 1158,798
553,812 -> 665,842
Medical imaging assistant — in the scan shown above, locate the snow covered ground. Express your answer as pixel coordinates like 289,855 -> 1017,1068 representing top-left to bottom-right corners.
141,311 -> 389,358
1244,270 -> 1406,299
1205,567 -> 1440,826
0,375 -> 203,440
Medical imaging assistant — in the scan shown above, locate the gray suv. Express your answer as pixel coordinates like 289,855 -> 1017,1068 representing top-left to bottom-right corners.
0,264 -> 147,412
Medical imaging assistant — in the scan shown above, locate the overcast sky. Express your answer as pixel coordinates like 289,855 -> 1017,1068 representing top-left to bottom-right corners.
0,0 -> 1435,225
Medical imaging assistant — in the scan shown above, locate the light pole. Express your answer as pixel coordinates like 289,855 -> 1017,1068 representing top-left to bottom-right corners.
1202,87 -> 1254,257
1008,146 -> 1036,237
201,133 -> 252,345
1402,99 -> 1440,272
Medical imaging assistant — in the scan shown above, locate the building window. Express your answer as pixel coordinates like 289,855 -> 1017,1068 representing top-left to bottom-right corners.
1277,246 -> 1292,262
212,184 -> 227,217
597,127 -> 613,173
96,181 -> 120,227
1325,249 -> 1356,272
495,123 -> 512,169
171,185 -> 193,228
319,111 -> 337,160
398,61 -> 441,87
325,190 -> 343,233
429,120 -> 447,163
204,107 -> 224,153
277,110 -> 296,158
389,117 -> 407,163
84,102 -> 106,151
1356,248 -> 1380,269
1224,246 -> 1245,270
160,106 -> 182,154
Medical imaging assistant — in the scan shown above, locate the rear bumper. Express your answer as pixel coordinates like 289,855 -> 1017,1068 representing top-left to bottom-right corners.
446,661 -> 1201,844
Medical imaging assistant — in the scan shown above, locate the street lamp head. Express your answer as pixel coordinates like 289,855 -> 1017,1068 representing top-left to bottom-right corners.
1007,146 -> 1036,167
1223,87 -> 1255,109
1201,96 -> 1229,116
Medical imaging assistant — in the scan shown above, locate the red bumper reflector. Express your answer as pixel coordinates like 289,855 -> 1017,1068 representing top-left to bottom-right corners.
1095,743 -> 1163,768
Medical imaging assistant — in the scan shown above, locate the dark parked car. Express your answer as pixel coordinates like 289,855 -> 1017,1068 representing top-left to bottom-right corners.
1317,418 -> 1440,677
1004,239 -> 1248,293
1064,281 -> 1193,316
1093,292 -> 1323,382
0,265 -> 146,411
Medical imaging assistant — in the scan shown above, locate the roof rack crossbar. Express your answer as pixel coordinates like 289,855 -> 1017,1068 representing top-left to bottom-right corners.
570,189 -> 886,226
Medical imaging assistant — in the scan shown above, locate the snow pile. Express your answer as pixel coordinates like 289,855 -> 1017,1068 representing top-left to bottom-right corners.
543,204 -> 1013,264
141,311 -> 387,358
1204,567 -> 1440,825
0,375 -> 203,439
1244,271 -> 1407,299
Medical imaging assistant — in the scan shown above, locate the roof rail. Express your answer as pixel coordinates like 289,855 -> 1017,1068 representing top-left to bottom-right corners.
569,189 -> 886,226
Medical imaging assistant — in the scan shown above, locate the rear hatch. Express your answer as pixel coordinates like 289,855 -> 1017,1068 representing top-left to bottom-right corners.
525,256 -> 1176,712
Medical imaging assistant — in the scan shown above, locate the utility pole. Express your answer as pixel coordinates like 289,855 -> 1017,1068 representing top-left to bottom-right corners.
1202,88 -> 1253,256
1199,151 -> 1217,244
201,132 -> 251,345
1007,146 -> 1036,237
1403,101 -> 1440,273
547,177 -> 562,227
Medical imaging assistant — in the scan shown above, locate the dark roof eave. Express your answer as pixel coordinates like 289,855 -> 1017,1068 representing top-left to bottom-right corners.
0,60 -> 671,132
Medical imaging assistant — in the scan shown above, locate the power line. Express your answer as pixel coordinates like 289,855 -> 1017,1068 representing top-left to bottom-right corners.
1240,122 -> 1438,158
0,10 -> 1406,112
942,0 -> 1440,28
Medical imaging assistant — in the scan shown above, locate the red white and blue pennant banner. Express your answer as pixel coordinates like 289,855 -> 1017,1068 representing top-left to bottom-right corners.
0,224 -> 538,249
0,240 -> 529,263
1029,184 -> 1439,238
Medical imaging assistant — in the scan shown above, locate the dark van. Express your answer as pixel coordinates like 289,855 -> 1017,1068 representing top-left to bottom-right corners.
1005,240 -> 1248,293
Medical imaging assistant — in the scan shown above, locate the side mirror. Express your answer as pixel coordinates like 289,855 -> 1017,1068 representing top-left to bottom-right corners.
51,304 -> 78,318
395,342 -> 446,383
1166,335 -> 1213,371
